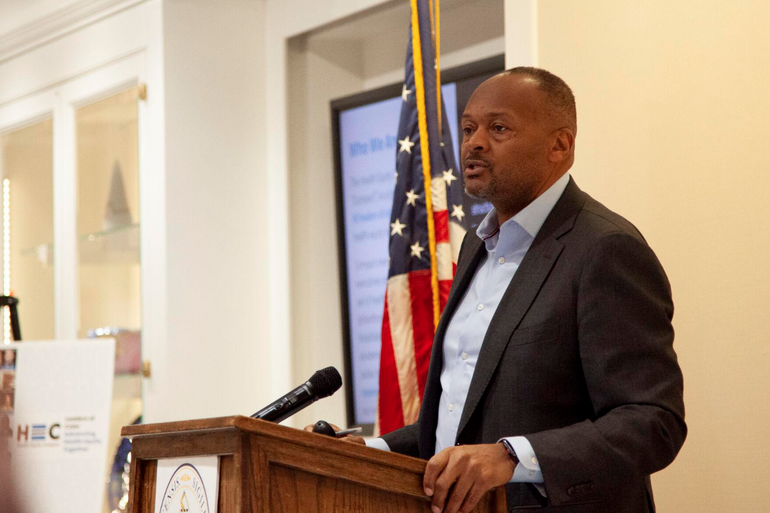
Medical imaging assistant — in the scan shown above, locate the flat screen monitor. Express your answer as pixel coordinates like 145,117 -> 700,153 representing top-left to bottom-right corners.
332,55 -> 505,431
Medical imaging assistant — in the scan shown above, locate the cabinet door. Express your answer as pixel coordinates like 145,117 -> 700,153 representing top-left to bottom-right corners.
0,118 -> 54,342
76,88 -> 141,339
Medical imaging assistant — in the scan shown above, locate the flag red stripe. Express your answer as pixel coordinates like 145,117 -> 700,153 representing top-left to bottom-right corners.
439,279 -> 452,313
408,270 -> 435,400
433,210 -> 449,243
379,292 -> 405,434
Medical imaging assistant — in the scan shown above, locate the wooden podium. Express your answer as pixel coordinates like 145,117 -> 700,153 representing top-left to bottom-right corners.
121,416 -> 506,512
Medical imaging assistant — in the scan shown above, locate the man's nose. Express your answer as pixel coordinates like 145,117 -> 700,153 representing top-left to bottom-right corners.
463,128 -> 488,153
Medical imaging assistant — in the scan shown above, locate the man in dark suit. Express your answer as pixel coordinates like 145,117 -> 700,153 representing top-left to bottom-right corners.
331,67 -> 686,513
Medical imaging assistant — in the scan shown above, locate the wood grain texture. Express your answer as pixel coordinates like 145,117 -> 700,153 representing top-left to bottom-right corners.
258,434 -> 425,498
248,426 -> 504,512
122,416 -> 238,437
124,415 -> 506,513
269,464 -> 428,513
218,455 -> 237,512
126,459 -> 157,513
141,461 -> 158,513
131,429 -> 238,459
130,428 -> 238,460
239,433 -> 258,513
232,416 -> 427,474
126,452 -> 140,513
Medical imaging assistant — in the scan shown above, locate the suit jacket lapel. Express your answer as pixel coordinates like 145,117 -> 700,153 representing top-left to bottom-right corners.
456,178 -> 587,439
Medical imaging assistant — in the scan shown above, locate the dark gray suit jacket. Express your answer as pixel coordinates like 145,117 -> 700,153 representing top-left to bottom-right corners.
381,178 -> 686,512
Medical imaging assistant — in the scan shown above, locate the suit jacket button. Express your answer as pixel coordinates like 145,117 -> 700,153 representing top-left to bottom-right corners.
567,486 -> 575,495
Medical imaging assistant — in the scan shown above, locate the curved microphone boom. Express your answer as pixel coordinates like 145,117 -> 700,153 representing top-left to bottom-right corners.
250,367 -> 342,424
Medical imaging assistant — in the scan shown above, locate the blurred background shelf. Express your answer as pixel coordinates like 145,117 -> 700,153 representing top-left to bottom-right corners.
19,223 -> 140,266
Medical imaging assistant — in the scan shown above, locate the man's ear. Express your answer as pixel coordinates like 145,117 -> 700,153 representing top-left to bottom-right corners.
548,128 -> 575,163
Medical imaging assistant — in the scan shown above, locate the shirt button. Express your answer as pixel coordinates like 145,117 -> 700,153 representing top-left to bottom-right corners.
529,471 -> 536,477
498,257 -> 505,264
461,352 -> 468,360
448,403 -> 454,412
477,303 -> 484,311
531,457 -> 538,465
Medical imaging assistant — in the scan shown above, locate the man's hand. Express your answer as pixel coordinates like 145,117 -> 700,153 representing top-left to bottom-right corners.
302,423 -> 365,445
423,443 -> 515,513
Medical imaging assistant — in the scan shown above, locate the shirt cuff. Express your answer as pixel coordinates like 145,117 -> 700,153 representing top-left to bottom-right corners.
500,436 -> 544,484
365,437 -> 391,451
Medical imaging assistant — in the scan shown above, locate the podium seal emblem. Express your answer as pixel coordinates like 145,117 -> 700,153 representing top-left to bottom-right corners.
158,463 -> 211,513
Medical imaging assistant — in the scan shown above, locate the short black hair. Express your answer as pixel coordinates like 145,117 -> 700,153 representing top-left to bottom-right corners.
501,67 -> 577,133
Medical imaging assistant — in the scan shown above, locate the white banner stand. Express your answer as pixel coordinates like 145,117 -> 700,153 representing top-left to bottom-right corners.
2,339 -> 115,513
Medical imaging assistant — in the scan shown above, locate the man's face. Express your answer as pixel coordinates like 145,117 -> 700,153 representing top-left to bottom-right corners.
2,351 -> 13,366
461,75 -> 555,217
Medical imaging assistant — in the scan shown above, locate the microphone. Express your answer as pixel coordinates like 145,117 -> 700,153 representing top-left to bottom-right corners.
250,367 -> 342,423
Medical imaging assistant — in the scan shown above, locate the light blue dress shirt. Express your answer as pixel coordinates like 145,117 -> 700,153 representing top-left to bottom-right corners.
368,173 -> 571,488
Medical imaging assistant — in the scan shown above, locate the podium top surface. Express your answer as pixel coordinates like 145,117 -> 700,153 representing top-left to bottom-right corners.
122,415 -> 244,437
121,415 -> 427,474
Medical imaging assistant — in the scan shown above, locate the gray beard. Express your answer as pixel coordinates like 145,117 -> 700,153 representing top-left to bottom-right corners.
465,168 -> 540,219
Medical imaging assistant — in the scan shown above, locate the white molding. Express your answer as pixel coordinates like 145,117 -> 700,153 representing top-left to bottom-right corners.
0,91 -> 56,135
0,0 -> 148,64
0,48 -> 145,109
136,0 -> 166,422
52,94 -> 78,339
264,8 -> 293,412
504,0 -> 538,67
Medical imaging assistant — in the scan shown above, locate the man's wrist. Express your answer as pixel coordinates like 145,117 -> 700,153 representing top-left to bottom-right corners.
498,440 -> 518,481
500,439 -> 519,465
501,437 -> 544,485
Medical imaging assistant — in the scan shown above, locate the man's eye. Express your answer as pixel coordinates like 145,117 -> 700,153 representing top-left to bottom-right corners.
462,127 -> 474,135
493,125 -> 507,132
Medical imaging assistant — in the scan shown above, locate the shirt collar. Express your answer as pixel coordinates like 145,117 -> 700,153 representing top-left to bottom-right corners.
476,173 -> 571,248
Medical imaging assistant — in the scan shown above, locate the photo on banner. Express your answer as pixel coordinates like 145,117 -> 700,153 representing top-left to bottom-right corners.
1,348 -> 16,415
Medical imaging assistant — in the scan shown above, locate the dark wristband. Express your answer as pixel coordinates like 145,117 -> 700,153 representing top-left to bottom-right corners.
500,439 -> 519,464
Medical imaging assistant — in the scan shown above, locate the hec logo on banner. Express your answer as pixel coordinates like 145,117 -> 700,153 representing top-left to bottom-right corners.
15,422 -> 61,444
158,463 -> 211,513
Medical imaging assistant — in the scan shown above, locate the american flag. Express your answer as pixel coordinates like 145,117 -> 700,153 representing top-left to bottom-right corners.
377,0 -> 467,435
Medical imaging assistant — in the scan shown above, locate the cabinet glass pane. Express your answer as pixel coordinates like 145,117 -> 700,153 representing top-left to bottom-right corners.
76,88 -> 141,338
0,118 -> 54,342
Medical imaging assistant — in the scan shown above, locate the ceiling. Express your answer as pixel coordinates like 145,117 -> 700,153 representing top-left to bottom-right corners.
307,0 -> 481,42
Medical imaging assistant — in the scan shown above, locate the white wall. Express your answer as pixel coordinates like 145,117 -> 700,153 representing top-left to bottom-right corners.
534,1 -> 770,510
286,36 -> 364,430
148,0 -> 268,421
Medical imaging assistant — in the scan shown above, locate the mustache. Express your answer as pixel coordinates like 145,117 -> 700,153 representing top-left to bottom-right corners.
463,154 -> 492,166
